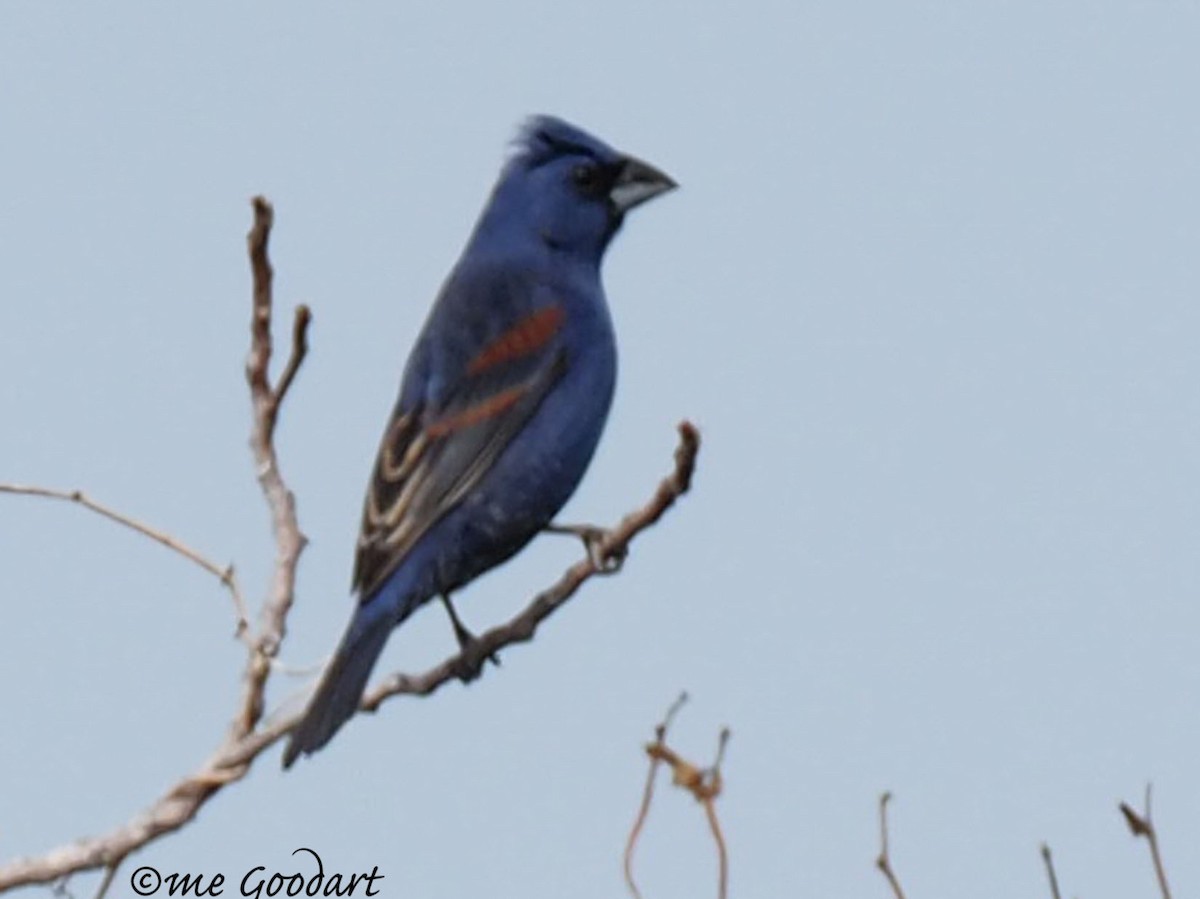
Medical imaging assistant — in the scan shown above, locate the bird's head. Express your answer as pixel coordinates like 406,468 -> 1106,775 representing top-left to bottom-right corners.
478,115 -> 676,263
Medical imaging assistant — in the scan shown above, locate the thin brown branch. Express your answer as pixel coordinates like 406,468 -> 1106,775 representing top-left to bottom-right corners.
702,797 -> 728,899
660,691 -> 689,736
0,484 -> 251,641
624,692 -> 687,899
274,304 -> 312,409
245,196 -> 275,413
623,748 -> 659,899
875,792 -> 907,899
1040,843 -> 1062,899
624,693 -> 729,899
232,196 -> 309,741
1119,783 -> 1173,899
711,726 -> 730,771
703,728 -> 731,899
91,863 -> 119,899
246,196 -> 311,441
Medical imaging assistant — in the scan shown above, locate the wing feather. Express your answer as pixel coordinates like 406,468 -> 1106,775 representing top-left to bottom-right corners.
351,305 -> 568,598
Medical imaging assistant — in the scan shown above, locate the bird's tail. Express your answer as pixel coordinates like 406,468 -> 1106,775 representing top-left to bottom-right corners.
282,591 -> 414,768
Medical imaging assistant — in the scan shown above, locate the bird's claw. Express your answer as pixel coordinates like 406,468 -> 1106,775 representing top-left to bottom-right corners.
451,635 -> 500,684
449,622 -> 501,684
545,522 -> 626,574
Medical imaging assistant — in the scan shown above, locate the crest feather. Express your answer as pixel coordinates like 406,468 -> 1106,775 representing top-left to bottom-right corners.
508,115 -> 617,170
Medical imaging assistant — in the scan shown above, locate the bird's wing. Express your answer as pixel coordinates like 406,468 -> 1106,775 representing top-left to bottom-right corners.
351,303 -> 569,599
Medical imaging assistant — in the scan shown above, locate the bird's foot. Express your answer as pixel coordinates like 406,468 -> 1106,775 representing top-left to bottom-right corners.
451,629 -> 501,684
439,594 -> 501,683
544,522 -> 626,573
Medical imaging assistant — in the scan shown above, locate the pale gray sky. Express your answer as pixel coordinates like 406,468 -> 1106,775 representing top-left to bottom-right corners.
2,2 -> 1198,897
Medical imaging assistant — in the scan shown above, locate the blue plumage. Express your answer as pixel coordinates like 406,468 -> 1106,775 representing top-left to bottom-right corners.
283,116 -> 675,767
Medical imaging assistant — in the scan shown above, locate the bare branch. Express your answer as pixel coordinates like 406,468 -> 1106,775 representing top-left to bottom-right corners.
703,728 -> 731,899
0,484 -> 251,641
245,196 -> 276,410
875,792 -> 907,899
1119,783 -> 1173,899
0,197 -> 699,893
231,196 -> 309,741
623,747 -> 661,899
274,304 -> 312,409
702,792 -> 728,899
362,422 -> 700,710
1040,843 -> 1062,899
625,693 -> 729,899
660,691 -> 690,737
0,422 -> 697,891
624,692 -> 686,899
0,197 -> 310,891
91,863 -> 119,899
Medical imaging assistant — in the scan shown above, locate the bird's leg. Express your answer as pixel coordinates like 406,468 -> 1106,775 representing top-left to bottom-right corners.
544,522 -> 626,573
438,592 -> 476,649
438,593 -> 500,683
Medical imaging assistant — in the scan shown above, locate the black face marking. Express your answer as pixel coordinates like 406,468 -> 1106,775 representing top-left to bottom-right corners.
571,161 -> 615,200
572,162 -> 599,189
584,160 -> 630,202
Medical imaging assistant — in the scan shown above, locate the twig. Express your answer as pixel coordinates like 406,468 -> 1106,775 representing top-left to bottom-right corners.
702,797 -> 728,899
1119,783 -> 1173,899
0,485 -> 252,641
623,748 -> 659,899
875,792 -> 907,899
623,692 -> 687,899
624,693 -> 729,899
704,729 -> 731,899
274,305 -> 311,409
0,197 -> 700,893
1040,843 -> 1062,899
91,863 -> 119,899
661,691 -> 689,733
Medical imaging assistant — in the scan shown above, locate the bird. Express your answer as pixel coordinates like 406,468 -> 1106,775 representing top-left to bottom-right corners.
282,115 -> 676,767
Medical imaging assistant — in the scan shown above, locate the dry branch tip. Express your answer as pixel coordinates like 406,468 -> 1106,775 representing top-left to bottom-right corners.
875,791 -> 907,899
626,694 -> 729,899
1119,783 -> 1173,899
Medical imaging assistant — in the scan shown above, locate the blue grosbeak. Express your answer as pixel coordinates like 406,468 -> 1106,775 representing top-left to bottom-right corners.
283,116 -> 675,766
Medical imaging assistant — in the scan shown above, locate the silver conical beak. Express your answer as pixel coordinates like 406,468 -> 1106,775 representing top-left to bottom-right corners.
609,155 -> 677,214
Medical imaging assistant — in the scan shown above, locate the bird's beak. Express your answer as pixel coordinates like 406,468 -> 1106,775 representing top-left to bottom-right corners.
609,155 -> 677,214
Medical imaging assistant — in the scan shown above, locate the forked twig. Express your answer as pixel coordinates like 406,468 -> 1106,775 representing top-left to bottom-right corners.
234,197 -> 310,738
1119,783 -> 1173,899
0,484 -> 251,641
625,694 -> 730,899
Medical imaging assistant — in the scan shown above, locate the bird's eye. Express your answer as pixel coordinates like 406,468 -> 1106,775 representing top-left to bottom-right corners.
572,163 -> 601,193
